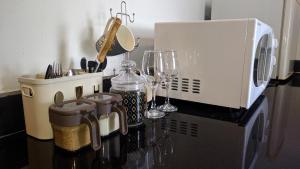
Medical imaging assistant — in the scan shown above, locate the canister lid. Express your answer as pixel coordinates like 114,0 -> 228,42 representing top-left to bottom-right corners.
110,60 -> 145,91
108,93 -> 123,103
49,100 -> 96,127
85,93 -> 122,105
49,100 -> 96,116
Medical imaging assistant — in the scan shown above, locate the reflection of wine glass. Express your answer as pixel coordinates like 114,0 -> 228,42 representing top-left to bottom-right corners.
142,50 -> 165,119
157,50 -> 179,112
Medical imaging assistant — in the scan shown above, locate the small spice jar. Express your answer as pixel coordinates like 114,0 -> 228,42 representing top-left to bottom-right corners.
84,93 -> 128,136
49,100 -> 101,151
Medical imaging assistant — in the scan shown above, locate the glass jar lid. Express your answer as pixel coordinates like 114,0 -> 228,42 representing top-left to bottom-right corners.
111,60 -> 145,91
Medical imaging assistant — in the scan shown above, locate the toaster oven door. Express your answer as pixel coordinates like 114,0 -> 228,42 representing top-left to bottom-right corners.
253,34 -> 273,87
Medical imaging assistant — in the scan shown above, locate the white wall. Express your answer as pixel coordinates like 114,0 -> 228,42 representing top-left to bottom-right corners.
297,0 -> 300,60
298,35 -> 300,60
0,0 -> 204,94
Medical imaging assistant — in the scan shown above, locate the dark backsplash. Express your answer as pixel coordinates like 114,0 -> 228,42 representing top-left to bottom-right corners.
294,60 -> 300,73
0,93 -> 25,138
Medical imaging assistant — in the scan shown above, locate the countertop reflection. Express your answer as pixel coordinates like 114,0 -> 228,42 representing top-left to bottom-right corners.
1,75 -> 300,169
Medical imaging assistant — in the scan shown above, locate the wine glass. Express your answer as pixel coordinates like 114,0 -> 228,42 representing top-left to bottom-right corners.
157,50 -> 178,112
142,50 -> 165,119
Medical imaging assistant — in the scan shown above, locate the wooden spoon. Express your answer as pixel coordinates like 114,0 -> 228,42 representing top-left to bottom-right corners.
97,17 -> 122,63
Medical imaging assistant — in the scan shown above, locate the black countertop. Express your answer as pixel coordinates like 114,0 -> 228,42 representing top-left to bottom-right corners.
1,75 -> 300,169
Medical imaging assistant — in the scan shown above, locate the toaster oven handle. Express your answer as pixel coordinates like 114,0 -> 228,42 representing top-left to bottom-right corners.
272,38 -> 278,66
268,37 -> 278,79
112,105 -> 128,135
82,112 -> 102,151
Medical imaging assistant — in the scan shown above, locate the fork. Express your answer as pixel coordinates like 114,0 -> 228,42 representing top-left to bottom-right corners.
52,62 -> 62,78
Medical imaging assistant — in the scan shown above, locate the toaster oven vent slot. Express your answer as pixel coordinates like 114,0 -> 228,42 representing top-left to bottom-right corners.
190,123 -> 198,137
170,119 -> 177,133
161,118 -> 167,130
179,121 -> 188,135
192,79 -> 201,94
171,78 -> 178,91
161,81 -> 178,91
181,78 -> 190,92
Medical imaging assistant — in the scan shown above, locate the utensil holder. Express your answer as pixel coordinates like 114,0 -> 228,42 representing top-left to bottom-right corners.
18,72 -> 103,140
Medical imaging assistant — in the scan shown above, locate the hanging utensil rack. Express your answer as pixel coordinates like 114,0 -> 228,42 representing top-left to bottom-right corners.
109,1 -> 139,60
110,1 -> 135,26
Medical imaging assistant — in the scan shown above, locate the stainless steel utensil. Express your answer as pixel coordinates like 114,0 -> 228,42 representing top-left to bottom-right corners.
49,62 -> 63,78
54,62 -> 63,78
66,70 -> 74,77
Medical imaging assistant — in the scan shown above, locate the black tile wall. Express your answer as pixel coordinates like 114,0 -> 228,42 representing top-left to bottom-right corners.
292,73 -> 300,87
0,93 -> 25,138
294,60 -> 300,72
0,132 -> 28,168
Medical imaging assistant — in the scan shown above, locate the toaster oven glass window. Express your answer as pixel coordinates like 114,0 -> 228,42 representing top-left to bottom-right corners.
254,34 -> 272,87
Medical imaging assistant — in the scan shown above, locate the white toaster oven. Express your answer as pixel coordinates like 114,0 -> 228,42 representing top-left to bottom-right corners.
155,19 -> 277,109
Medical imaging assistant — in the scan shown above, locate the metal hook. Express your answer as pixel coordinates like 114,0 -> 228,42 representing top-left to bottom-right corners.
109,1 -> 135,24
108,1 -> 136,61
121,1 -> 127,25
110,8 -> 113,18
115,13 -> 135,23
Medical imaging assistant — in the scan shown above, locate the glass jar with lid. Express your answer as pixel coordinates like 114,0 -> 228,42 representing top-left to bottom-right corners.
110,60 -> 147,127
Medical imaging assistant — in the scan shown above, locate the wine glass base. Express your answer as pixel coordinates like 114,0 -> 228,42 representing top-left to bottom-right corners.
145,109 -> 165,119
158,104 -> 178,112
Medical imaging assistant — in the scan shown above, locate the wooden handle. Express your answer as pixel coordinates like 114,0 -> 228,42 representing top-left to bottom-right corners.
97,18 -> 122,63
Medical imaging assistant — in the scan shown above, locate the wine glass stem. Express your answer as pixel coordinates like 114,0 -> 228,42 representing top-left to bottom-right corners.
151,87 -> 157,110
165,81 -> 171,105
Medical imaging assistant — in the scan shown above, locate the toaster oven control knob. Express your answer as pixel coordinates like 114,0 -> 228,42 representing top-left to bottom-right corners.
272,38 -> 279,49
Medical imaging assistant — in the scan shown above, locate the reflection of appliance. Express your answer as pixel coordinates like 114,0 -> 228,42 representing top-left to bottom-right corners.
242,96 -> 268,169
160,96 -> 268,169
266,84 -> 291,158
212,0 -> 300,80
155,19 -> 277,109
